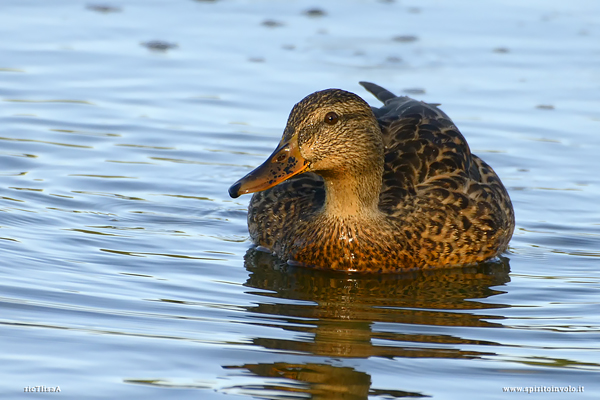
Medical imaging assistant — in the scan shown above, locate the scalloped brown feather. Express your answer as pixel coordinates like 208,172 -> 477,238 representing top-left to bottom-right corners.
245,83 -> 514,273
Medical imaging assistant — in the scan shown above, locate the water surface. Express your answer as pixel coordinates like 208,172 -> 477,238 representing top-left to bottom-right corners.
1,0 -> 599,399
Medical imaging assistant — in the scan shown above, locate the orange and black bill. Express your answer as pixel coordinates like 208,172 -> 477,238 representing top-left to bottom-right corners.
228,135 -> 309,198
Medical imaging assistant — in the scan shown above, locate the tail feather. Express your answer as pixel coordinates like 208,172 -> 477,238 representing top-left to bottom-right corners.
359,81 -> 397,104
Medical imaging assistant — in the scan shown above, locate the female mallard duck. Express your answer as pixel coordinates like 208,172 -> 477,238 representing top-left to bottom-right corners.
229,82 -> 514,273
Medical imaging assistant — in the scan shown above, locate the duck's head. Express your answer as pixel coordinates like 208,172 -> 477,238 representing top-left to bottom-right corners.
229,88 -> 383,198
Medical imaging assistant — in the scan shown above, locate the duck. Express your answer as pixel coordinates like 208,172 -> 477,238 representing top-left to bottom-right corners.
229,82 -> 515,273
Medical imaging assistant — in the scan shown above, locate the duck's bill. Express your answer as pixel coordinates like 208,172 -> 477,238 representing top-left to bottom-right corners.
228,136 -> 309,198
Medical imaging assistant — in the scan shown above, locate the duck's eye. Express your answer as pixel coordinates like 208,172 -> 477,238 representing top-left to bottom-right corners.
324,111 -> 339,125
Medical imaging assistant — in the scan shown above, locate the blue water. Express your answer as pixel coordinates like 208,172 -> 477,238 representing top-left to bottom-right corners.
1,0 -> 599,398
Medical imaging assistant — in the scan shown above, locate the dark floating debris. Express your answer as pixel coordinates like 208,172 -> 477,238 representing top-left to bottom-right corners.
141,40 -> 178,52
304,8 -> 326,17
393,35 -> 418,43
86,4 -> 122,13
262,19 -> 285,28
536,104 -> 555,110
493,47 -> 510,53
403,88 -> 426,95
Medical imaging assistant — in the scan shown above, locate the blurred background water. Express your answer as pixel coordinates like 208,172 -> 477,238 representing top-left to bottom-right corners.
1,0 -> 599,399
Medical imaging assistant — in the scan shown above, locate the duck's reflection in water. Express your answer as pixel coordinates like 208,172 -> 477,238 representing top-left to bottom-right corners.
224,248 -> 511,399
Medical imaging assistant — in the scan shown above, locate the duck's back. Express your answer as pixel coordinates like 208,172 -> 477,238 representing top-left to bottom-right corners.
362,82 -> 514,265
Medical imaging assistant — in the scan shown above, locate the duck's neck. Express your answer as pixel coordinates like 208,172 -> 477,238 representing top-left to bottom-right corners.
320,162 -> 384,219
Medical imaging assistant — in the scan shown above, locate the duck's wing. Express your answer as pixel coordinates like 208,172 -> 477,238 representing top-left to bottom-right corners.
360,82 -> 474,209
360,82 -> 513,243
